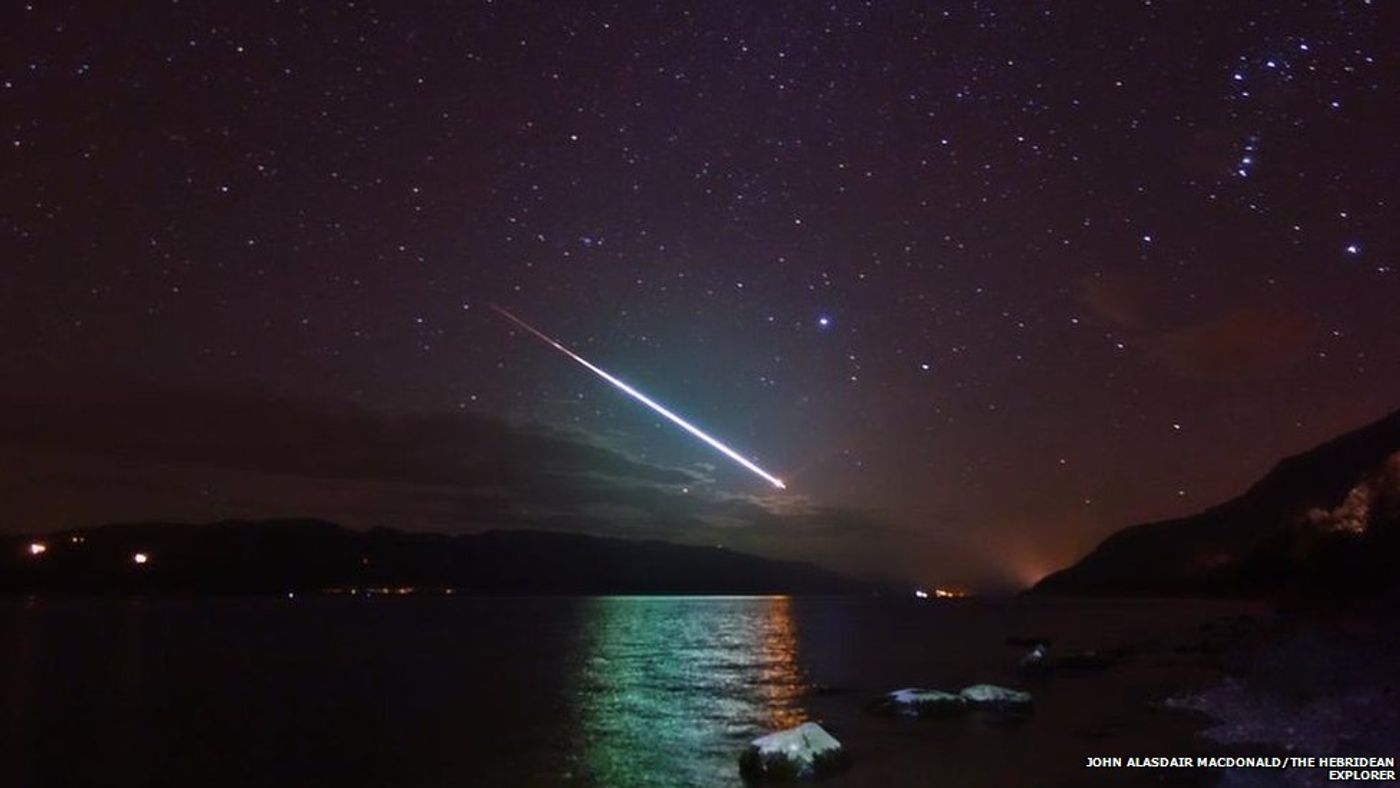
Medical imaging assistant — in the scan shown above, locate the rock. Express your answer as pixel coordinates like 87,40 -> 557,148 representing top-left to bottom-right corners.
1018,643 -> 1050,673
1054,649 -> 1114,672
872,687 -> 968,717
808,683 -> 853,697
959,683 -> 1033,710
1021,644 -> 1127,676
738,722 -> 849,781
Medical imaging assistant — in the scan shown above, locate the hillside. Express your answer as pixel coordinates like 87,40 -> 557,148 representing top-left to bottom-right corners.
2,519 -> 873,595
1034,408 -> 1400,596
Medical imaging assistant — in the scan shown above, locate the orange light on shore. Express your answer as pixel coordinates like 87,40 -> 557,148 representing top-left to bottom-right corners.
132,552 -> 149,565
28,542 -> 47,556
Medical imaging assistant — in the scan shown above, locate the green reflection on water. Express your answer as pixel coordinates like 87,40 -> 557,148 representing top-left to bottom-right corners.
567,596 -> 807,787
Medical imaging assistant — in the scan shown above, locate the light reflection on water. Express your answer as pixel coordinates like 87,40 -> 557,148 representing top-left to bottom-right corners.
568,596 -> 807,787
1,596 -> 1257,787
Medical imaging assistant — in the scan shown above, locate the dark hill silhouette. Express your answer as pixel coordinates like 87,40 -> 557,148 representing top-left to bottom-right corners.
1034,407 -> 1400,596
2,519 -> 873,595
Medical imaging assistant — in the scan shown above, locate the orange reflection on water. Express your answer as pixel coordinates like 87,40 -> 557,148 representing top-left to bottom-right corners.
757,595 -> 808,730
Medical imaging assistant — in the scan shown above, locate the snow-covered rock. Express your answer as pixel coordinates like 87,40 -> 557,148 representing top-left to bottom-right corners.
873,687 -> 968,717
959,683 -> 1033,710
738,721 -> 848,781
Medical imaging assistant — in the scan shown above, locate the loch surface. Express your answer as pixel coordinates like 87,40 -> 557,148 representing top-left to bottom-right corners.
0,595 -> 1255,787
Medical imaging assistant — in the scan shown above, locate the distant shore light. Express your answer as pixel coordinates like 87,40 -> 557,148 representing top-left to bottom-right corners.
132,552 -> 149,565
28,542 -> 47,556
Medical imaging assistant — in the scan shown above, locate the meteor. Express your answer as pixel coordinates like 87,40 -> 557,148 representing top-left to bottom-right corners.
492,305 -> 786,490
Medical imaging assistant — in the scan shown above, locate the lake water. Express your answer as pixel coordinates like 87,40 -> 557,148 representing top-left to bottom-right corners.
0,595 -> 1257,787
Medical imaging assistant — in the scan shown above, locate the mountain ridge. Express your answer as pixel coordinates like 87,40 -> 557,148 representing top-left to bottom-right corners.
1034,407 -> 1400,596
2,519 -> 877,596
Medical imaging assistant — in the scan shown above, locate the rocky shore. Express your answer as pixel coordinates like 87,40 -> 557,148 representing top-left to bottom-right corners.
1165,606 -> 1400,788
740,598 -> 1397,786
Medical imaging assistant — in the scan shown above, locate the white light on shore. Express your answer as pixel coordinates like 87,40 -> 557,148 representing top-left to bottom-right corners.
914,589 -> 929,599
28,542 -> 47,556
132,552 -> 149,565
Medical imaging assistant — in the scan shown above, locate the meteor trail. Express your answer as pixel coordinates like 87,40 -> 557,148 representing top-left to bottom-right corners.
492,305 -> 787,490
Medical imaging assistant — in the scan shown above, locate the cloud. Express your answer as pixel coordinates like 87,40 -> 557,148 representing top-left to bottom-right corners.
1151,307 -> 1314,381
0,386 -> 691,488
1079,273 -> 1154,330
0,385 -> 888,573
1078,275 -> 1315,383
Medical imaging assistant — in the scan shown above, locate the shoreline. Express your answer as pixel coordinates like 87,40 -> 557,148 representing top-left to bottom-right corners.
1162,604 -> 1399,788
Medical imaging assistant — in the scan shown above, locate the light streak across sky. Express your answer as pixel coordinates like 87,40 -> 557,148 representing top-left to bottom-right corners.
492,305 -> 786,489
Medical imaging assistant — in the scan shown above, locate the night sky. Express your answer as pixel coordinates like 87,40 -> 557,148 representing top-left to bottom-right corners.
2,1 -> 1396,588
